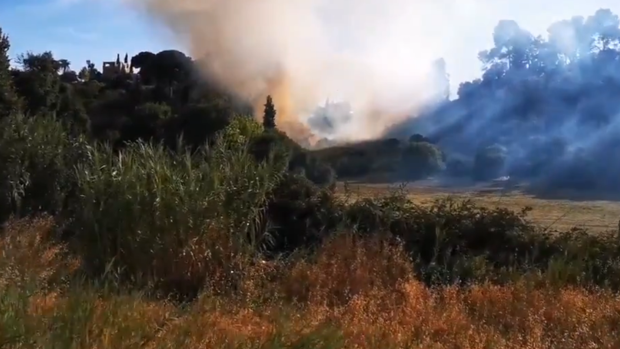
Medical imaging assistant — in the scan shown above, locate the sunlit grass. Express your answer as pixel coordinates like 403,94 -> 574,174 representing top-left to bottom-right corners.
2,218 -> 619,349
336,182 -> 620,232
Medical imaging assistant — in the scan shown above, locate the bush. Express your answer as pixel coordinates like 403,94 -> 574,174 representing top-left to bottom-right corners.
161,101 -> 232,150
304,159 -> 337,186
0,113 -> 88,222
222,115 -> 263,149
265,173 -> 343,255
342,191 -> 620,287
122,102 -> 172,142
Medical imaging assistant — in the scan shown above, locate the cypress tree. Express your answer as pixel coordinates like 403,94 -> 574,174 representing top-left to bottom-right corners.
263,95 -> 276,130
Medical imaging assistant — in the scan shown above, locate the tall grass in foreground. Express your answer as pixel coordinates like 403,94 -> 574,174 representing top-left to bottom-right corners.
66,135 -> 286,296
2,218 -> 620,349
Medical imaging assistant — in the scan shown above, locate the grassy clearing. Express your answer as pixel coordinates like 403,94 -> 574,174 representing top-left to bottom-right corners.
338,183 -> 620,233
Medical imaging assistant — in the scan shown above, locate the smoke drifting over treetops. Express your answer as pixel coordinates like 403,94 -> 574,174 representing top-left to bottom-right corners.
125,0 -> 480,143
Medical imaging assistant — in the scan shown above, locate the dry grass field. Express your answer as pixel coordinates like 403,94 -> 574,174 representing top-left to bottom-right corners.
337,182 -> 620,233
3,217 -> 620,349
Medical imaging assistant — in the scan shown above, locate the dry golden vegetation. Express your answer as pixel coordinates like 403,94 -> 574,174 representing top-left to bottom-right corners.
3,217 -> 620,349
338,183 -> 620,233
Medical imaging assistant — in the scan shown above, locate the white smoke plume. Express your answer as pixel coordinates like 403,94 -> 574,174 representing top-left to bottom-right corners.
117,0 -> 620,144
120,0 -> 484,144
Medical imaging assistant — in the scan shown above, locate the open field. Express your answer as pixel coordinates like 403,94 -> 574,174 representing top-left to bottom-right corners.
337,182 -> 620,233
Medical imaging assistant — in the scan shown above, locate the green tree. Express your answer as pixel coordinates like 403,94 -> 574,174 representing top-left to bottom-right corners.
58,59 -> 70,73
80,60 -> 101,82
162,100 -> 233,149
78,66 -> 90,81
57,83 -> 90,136
152,50 -> 192,98
13,51 -> 61,115
0,28 -> 19,117
123,102 -> 172,142
263,95 -> 276,130
60,70 -> 79,83
131,51 -> 156,84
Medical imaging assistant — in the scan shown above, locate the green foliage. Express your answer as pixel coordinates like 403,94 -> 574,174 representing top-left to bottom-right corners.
57,83 -> 91,136
0,113 -> 88,221
67,135 -> 286,296
0,29 -> 20,117
221,115 -> 264,149
409,133 -> 431,143
122,102 -> 171,142
135,102 -> 172,121
162,101 -> 232,149
13,52 -> 61,116
265,173 -> 343,253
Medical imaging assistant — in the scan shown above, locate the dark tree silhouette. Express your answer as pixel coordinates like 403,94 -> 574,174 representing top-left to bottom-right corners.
263,95 -> 276,130
0,28 -> 19,117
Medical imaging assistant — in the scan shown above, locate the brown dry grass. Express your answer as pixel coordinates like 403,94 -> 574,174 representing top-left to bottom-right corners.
2,218 -> 620,348
338,183 -> 620,233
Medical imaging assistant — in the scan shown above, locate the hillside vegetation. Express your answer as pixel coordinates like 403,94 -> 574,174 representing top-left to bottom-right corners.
2,10 -> 620,348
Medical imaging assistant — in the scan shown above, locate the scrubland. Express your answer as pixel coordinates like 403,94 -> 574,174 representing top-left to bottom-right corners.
2,114 -> 620,348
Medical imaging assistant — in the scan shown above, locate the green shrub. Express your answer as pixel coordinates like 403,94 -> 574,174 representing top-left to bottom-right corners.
0,113 -> 88,221
66,133 -> 287,297
265,174 -> 343,255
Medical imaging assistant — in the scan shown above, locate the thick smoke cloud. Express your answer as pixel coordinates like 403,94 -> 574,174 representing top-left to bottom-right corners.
124,0 -> 480,143
387,8 -> 620,194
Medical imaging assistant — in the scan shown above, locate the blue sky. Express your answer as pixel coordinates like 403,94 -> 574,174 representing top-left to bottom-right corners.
2,0 -> 620,85
0,0 -> 180,70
